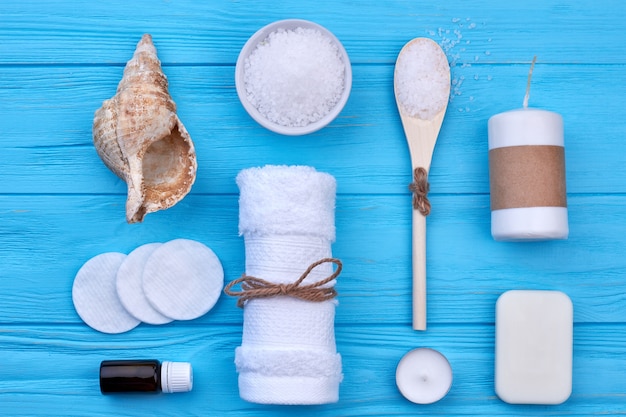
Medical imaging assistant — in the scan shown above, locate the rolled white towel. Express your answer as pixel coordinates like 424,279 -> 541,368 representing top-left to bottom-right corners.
228,165 -> 342,405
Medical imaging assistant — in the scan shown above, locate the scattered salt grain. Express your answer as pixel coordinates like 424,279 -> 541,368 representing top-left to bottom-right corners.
395,40 -> 450,120
243,27 -> 345,128
426,17 -> 488,111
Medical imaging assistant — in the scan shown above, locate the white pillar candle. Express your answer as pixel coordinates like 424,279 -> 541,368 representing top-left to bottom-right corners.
488,59 -> 568,241
395,348 -> 453,404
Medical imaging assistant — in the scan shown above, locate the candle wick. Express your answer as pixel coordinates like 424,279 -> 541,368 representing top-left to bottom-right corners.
523,56 -> 537,109
420,373 -> 429,382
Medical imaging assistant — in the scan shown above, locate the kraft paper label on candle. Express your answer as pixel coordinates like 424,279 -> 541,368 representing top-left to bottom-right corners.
489,145 -> 566,211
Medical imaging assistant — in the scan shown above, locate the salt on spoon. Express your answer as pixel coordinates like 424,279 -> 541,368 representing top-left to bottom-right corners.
394,38 -> 450,331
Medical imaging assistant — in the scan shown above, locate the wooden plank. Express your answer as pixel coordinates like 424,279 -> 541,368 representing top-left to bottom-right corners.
0,324 -> 624,415
0,194 -> 623,325
0,1 -> 624,416
0,64 -> 622,195
0,1 -> 623,64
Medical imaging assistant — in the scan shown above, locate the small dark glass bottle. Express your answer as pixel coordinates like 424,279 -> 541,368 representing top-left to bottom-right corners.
100,359 -> 192,394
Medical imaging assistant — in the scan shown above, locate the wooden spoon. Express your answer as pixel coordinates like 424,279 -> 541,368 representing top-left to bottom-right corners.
394,38 -> 450,330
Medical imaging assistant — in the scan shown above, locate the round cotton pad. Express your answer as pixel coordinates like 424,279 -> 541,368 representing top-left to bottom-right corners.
72,252 -> 141,334
116,243 -> 173,325
142,239 -> 224,321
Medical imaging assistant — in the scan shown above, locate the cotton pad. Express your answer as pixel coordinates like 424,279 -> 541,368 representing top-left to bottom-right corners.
72,252 -> 141,334
143,239 -> 224,321
116,242 -> 173,325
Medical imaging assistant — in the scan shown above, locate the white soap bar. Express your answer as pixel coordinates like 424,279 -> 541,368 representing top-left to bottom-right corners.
495,290 -> 573,405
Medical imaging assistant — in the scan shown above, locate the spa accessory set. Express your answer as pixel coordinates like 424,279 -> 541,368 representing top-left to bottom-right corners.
74,21 -> 572,406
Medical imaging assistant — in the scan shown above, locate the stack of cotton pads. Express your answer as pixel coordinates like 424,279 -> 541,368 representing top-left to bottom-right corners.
72,238 -> 224,334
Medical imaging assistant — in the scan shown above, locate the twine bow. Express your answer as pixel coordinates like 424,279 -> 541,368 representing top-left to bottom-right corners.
224,258 -> 342,308
409,167 -> 431,216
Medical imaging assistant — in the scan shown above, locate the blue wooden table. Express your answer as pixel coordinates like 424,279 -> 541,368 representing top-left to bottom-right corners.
1,1 -> 625,415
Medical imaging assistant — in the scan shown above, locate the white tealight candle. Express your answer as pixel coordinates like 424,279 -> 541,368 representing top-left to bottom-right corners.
487,57 -> 568,241
396,348 -> 453,404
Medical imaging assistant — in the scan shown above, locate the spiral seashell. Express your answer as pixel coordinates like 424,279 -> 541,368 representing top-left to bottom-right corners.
93,34 -> 197,223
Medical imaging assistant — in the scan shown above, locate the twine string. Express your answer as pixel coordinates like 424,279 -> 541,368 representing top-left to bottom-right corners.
409,167 -> 431,216
224,258 -> 342,308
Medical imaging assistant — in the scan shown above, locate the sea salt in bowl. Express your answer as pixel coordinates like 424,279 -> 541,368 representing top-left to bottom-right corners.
235,19 -> 352,135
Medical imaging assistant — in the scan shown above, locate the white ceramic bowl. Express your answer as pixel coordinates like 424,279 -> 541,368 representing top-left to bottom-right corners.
235,19 -> 352,136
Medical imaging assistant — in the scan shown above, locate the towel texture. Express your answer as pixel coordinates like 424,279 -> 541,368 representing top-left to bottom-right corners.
233,165 -> 342,405
237,165 -> 336,241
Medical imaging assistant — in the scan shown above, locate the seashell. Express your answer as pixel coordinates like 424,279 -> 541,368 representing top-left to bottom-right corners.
93,34 -> 197,223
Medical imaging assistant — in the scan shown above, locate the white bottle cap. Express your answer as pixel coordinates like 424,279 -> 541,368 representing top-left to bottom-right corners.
161,361 -> 193,393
